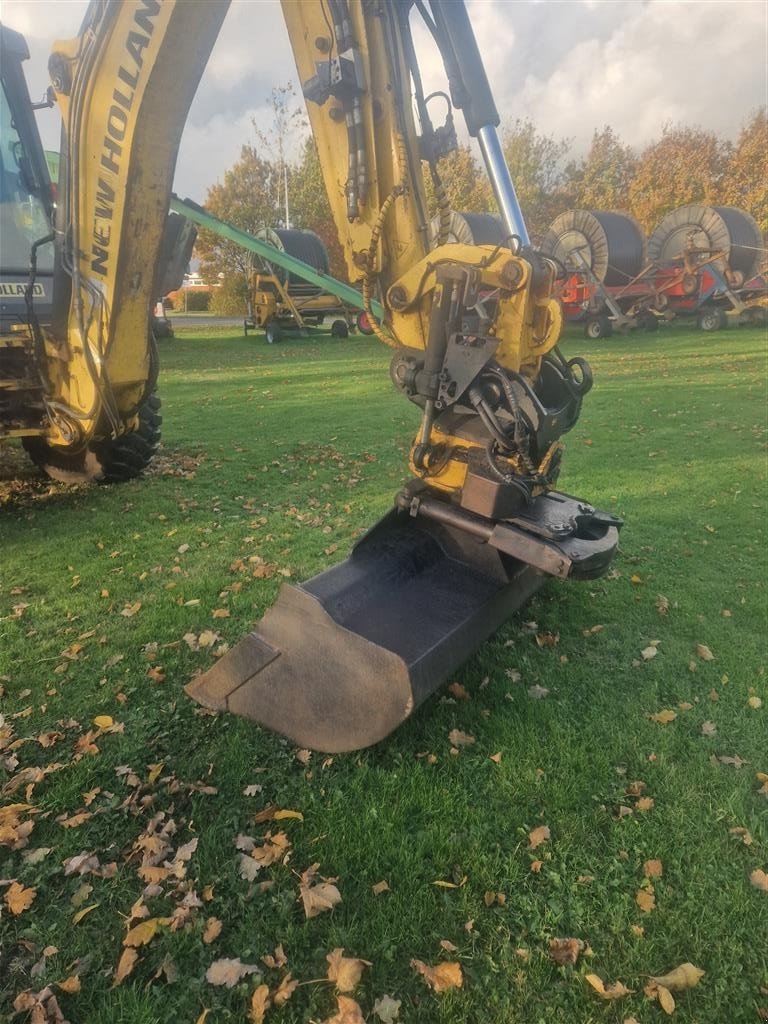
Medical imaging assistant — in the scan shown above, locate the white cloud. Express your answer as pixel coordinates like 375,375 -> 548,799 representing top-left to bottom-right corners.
2,0 -> 765,202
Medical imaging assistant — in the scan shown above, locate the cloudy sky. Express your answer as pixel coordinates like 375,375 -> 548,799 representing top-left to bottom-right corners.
4,0 -> 766,201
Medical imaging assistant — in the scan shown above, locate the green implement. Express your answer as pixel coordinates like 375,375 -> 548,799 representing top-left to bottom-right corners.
169,195 -> 385,321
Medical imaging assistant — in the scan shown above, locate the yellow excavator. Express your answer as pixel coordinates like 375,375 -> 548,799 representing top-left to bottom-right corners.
0,0 -> 621,751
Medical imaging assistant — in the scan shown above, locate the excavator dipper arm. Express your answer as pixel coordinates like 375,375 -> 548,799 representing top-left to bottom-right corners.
43,0 -> 620,750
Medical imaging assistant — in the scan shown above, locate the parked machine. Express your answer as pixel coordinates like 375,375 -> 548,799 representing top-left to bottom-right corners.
541,205 -> 766,336
540,210 -> 657,338
647,204 -> 766,330
243,227 -> 366,341
1,1 -> 621,751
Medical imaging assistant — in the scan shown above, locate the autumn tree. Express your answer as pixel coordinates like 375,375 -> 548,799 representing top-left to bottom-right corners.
423,145 -> 494,220
501,119 -> 570,238
569,126 -> 636,212
288,138 -> 346,281
720,108 -> 768,233
628,124 -> 730,233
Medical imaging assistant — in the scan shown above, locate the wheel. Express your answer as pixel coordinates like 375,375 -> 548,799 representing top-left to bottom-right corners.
584,315 -> 612,339
265,320 -> 282,344
356,311 -> 375,336
24,393 -> 162,484
637,312 -> 658,332
697,308 -> 727,332
330,319 -> 349,338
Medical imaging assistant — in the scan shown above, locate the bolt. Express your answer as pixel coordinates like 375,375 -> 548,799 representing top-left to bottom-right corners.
315,35 -> 331,53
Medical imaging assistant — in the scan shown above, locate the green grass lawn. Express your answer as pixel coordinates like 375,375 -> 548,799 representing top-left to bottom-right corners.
1,322 -> 766,1024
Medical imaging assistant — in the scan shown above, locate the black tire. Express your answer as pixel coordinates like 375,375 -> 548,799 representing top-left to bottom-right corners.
24,393 -> 162,485
265,320 -> 281,344
697,308 -> 727,332
638,311 -> 658,332
331,319 -> 349,338
584,315 -> 612,340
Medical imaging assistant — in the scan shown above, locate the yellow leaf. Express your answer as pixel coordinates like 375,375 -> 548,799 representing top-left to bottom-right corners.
273,809 -> 303,821
411,959 -> 463,993
635,888 -> 656,912
249,984 -> 271,1024
747,695 -> 763,709
649,709 -> 676,724
326,948 -> 372,992
528,824 -> 551,849
489,752 -> 502,764
585,974 -> 633,1000
273,972 -> 297,1007
93,715 -> 114,729
657,984 -> 676,1014
112,948 -> 139,987
124,916 -> 172,948
202,917 -> 223,944
194,1012 -> 211,1024
448,729 -> 475,747
635,796 -> 655,812
72,903 -> 99,924
630,574 -> 642,584
56,975 -> 81,994
372,880 -> 390,896
324,995 -> 366,1024
5,881 -> 36,915
750,868 -> 768,891
432,879 -> 460,888
651,962 -> 705,990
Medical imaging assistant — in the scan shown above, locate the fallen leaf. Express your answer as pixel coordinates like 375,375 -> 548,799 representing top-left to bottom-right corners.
641,645 -> 658,661
750,868 -> 768,891
695,643 -> 715,661
649,709 -> 677,724
295,748 -> 312,765
112,948 -> 139,987
585,974 -> 633,1000
205,957 -> 260,987
326,948 -> 372,992
635,887 -> 656,912
273,809 -> 303,821
448,682 -> 470,701
202,917 -> 222,944
655,595 -> 670,614
548,937 -> 584,965
324,995 -> 366,1024
448,729 -> 475,747
121,602 -> 141,618
56,975 -> 81,994
411,959 -> 463,993
299,863 -> 342,919
747,696 -> 763,710
372,880 -> 390,896
194,1012 -> 211,1024
527,685 -> 550,699
643,859 -> 663,878
528,824 -> 551,849
635,797 -> 655,812
72,903 -> 99,924
728,826 -> 753,846
651,963 -> 705,990
93,715 -> 114,729
273,972 -> 297,1007
5,881 -> 36,915
124,916 -> 172,948
657,985 -> 676,1014
373,994 -> 401,1023
489,752 -> 502,764
701,720 -> 717,736
212,608 -> 230,619
261,944 -> 287,970
249,984 -> 271,1024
